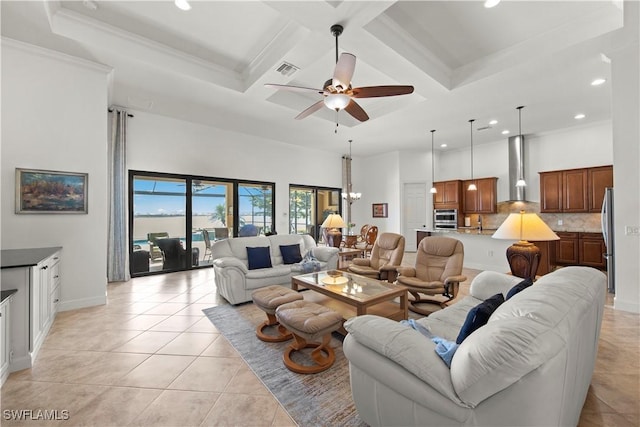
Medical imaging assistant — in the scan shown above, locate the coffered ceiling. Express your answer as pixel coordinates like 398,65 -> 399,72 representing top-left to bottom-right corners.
1,1 -> 632,156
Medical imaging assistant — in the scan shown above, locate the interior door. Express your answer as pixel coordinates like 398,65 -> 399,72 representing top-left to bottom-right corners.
403,183 -> 427,252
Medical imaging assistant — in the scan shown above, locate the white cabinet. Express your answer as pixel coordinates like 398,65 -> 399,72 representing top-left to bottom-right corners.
1,292 -> 15,386
0,248 -> 62,373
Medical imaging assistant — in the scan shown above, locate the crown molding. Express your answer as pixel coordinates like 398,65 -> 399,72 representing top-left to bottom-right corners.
48,7 -> 244,92
1,37 -> 113,74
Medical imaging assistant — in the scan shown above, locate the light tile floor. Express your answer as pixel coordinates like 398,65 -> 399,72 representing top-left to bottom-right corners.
1,258 -> 638,426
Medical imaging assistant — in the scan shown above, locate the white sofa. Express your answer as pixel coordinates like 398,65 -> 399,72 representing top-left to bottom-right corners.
343,267 -> 606,426
211,234 -> 338,305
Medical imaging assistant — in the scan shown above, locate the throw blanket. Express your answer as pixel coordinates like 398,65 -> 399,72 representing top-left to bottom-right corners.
401,319 -> 459,367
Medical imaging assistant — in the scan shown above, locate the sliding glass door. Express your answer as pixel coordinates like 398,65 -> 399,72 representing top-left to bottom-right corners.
289,185 -> 341,242
131,174 -> 191,274
130,171 -> 275,276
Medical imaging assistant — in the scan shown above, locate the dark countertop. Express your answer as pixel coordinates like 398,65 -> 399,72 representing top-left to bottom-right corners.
416,228 -> 498,236
1,289 -> 18,304
1,247 -> 62,269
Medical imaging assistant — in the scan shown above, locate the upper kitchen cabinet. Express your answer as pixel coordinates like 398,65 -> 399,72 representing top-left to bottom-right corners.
588,166 -> 613,212
540,171 -> 563,212
563,169 -> 588,212
540,166 -> 611,213
462,177 -> 497,214
433,180 -> 462,209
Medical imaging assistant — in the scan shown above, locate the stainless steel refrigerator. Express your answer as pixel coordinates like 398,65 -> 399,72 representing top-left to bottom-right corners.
601,187 -> 615,293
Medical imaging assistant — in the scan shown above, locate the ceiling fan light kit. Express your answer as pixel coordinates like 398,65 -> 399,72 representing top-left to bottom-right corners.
265,24 -> 414,124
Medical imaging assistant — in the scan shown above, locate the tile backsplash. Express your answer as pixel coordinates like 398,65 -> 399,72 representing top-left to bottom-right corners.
464,201 -> 602,233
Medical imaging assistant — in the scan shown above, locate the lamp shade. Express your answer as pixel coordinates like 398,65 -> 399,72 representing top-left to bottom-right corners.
321,213 -> 346,229
492,211 -> 559,242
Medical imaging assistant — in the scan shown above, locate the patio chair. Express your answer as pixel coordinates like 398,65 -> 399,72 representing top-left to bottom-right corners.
202,229 -> 213,262
148,232 -> 169,261
155,238 -> 186,270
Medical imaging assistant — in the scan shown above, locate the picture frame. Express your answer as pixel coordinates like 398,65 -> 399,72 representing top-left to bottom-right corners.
372,203 -> 388,218
329,191 -> 339,206
16,168 -> 88,214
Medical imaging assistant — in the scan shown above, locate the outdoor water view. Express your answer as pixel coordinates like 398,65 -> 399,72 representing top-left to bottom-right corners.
131,174 -> 273,273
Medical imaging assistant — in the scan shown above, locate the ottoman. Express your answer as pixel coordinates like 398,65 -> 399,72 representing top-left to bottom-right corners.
251,285 -> 303,342
275,300 -> 343,374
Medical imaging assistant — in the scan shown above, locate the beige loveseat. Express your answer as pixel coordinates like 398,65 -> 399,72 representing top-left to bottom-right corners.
211,234 -> 338,305
343,267 -> 606,426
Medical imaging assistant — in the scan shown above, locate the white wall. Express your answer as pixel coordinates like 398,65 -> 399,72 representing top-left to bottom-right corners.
610,31 -> 640,313
1,39 -> 110,310
352,151 -> 401,233
127,111 -> 344,235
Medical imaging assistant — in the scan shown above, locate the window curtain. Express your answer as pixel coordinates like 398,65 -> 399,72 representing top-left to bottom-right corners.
107,107 -> 130,282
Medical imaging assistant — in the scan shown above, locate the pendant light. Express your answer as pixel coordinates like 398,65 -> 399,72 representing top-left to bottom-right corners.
515,106 -> 527,187
468,119 -> 477,191
430,130 -> 437,194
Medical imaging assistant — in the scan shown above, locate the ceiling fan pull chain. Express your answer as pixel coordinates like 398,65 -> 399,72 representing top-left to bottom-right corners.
335,110 -> 339,133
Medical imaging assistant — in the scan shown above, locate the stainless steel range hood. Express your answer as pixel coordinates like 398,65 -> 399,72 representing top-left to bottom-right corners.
508,135 -> 526,201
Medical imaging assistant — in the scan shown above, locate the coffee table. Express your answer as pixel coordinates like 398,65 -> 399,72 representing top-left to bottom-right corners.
291,270 -> 408,329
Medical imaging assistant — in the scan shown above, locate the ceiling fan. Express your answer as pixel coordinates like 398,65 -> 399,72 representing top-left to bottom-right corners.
265,24 -> 414,123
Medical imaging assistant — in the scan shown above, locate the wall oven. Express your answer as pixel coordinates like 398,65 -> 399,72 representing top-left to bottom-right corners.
434,209 -> 458,230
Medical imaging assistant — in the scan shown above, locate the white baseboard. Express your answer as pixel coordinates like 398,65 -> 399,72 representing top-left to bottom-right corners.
59,295 -> 106,312
613,297 -> 640,313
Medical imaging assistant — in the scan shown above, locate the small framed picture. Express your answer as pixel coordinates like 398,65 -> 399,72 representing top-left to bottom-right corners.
16,168 -> 88,214
372,203 -> 388,218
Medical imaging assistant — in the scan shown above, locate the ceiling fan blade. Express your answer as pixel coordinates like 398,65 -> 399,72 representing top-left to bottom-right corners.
351,85 -> 414,98
332,53 -> 356,91
345,99 -> 369,122
295,100 -> 325,120
264,83 -> 324,94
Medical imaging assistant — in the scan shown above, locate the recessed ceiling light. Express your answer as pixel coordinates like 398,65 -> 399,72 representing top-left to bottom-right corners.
575,113 -> 586,120
484,0 -> 501,8
501,130 -> 510,135
591,78 -> 606,86
175,0 -> 191,11
440,144 -> 447,148
489,120 -> 498,125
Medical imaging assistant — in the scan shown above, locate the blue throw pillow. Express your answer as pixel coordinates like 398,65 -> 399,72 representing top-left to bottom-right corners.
506,278 -> 534,300
246,246 -> 272,270
280,244 -> 302,265
456,293 -> 505,344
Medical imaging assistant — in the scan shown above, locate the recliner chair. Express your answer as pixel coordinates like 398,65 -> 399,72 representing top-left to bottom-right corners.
348,232 -> 405,281
396,236 -> 467,315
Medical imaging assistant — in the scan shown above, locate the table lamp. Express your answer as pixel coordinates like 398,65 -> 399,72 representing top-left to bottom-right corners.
321,213 -> 346,248
492,210 -> 559,280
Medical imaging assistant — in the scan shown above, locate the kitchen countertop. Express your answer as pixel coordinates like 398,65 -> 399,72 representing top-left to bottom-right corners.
416,228 -> 602,236
1,247 -> 62,269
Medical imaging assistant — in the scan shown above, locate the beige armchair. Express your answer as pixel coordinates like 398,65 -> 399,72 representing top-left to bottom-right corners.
348,232 -> 405,281
397,236 -> 467,315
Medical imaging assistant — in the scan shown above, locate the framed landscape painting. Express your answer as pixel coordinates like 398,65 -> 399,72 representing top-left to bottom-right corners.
16,168 -> 88,214
372,203 -> 388,218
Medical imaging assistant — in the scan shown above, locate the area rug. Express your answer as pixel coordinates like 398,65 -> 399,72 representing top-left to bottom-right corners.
203,303 -> 366,427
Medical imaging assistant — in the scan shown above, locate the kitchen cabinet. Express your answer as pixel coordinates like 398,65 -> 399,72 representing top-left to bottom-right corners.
540,165 -> 612,213
588,166 -> 613,212
433,180 -> 461,208
0,291 -> 16,386
416,230 -> 431,246
550,232 -> 606,270
462,177 -> 497,214
553,232 -> 580,265
563,169 -> 588,212
540,171 -> 563,212
579,233 -> 607,269
0,247 -> 62,372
